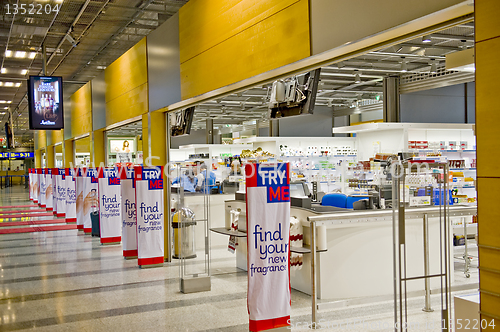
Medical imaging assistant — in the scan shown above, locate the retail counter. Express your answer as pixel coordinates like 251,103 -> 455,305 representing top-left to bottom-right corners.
222,199 -> 477,300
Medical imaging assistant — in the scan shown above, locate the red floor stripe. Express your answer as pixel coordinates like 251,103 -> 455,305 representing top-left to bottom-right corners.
0,224 -> 77,234
0,204 -> 39,209
0,219 -> 68,227
0,212 -> 54,219
0,209 -> 47,214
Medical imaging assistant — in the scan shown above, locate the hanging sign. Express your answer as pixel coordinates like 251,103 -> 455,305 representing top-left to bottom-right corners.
119,166 -> 137,258
75,168 -> 85,230
55,168 -> 66,217
51,168 -> 58,215
97,167 -> 122,244
65,168 -> 77,223
82,168 -> 99,234
37,168 -> 44,206
134,166 -> 164,267
245,162 -> 291,331
45,168 -> 54,211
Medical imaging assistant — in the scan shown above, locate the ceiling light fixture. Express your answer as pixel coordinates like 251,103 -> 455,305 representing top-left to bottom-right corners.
0,101 -> 11,104
5,50 -> 13,57
15,82 -> 21,87
1,68 -> 6,74
14,51 -> 26,58
21,69 -> 28,75
4,82 -> 13,87
29,52 -> 37,59
422,35 -> 432,43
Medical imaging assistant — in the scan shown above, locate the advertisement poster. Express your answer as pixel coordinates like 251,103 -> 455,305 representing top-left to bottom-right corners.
27,76 -> 64,130
134,166 -> 164,267
51,168 -> 58,215
245,162 -> 291,331
120,166 -> 137,258
38,168 -> 45,206
56,168 -> 66,217
75,168 -> 85,230
98,168 -> 122,244
45,168 -> 54,211
29,169 -> 33,201
82,168 -> 99,234
65,168 -> 77,223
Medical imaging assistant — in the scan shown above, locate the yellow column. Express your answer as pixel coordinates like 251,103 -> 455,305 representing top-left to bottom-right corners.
91,129 -> 106,167
46,146 -> 55,168
64,140 -> 74,168
476,0 -> 500,329
35,149 -> 42,168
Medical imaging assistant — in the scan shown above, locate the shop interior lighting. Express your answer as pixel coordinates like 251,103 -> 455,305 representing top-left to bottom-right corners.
14,51 -> 27,58
1,68 -> 6,74
21,69 -> 28,75
422,35 -> 432,43
4,50 -> 13,57
4,82 -> 13,87
15,82 -> 21,87
0,101 -> 12,104
29,52 -> 37,59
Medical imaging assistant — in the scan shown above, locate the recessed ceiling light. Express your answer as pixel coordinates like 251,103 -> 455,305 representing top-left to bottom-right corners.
21,69 -> 28,75
15,82 -> 21,87
1,68 -> 6,74
14,51 -> 26,58
5,50 -> 13,57
4,82 -> 13,87
29,52 -> 37,59
0,101 -> 10,104
422,35 -> 432,43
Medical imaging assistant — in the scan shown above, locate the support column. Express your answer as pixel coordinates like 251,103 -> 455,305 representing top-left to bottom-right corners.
206,118 -> 214,144
255,120 -> 260,137
476,1 -> 500,329
91,129 -> 105,167
46,146 -> 55,168
269,119 -> 279,137
64,140 -> 74,168
383,76 -> 400,122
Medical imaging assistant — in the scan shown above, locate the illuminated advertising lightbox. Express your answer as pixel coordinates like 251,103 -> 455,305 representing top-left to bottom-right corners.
28,76 -> 64,130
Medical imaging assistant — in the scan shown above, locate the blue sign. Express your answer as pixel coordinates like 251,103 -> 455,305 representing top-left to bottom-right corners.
0,152 -> 34,159
256,164 -> 290,203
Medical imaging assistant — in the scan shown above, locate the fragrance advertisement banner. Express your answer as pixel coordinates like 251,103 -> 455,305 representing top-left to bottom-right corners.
245,162 -> 290,331
98,168 -> 122,244
45,168 -> 53,211
65,168 -> 77,223
37,168 -> 44,206
120,166 -> 137,258
134,166 -> 164,267
51,168 -> 59,215
56,169 -> 66,217
29,169 -> 33,201
76,168 -> 85,230
82,168 -> 99,234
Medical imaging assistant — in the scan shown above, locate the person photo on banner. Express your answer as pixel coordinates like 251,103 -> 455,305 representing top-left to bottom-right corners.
46,182 -> 53,200
76,191 -> 83,217
83,189 -> 98,215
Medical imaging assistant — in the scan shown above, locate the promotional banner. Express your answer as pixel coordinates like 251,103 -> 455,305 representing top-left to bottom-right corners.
75,168 -> 85,230
245,162 -> 291,331
65,168 -> 77,223
98,167 -> 122,244
45,168 -> 54,211
82,168 -> 99,234
120,166 -> 137,258
56,168 -> 66,217
39,168 -> 47,208
29,169 -> 33,201
51,168 -> 58,215
33,169 -> 40,204
134,166 -> 164,267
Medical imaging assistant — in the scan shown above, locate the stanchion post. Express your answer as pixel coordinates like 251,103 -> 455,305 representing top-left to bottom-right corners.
422,213 -> 433,312
310,220 -> 317,328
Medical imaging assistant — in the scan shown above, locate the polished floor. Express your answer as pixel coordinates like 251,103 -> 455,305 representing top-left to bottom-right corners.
0,185 -> 478,331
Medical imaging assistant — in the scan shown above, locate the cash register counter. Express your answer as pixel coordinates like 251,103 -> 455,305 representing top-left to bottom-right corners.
221,198 -> 477,301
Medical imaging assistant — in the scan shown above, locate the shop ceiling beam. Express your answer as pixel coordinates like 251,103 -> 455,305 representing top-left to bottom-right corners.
399,42 -> 460,51
369,51 -> 446,60
430,33 -> 474,42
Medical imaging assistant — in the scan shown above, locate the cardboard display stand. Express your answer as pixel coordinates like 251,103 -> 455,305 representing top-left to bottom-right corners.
134,166 -> 164,267
56,168 -> 66,217
65,168 -> 77,223
82,168 -> 99,234
97,167 -> 122,244
119,166 -> 138,258
51,168 -> 58,215
39,168 -> 47,208
245,162 -> 291,332
75,168 -> 85,230
45,168 -> 54,211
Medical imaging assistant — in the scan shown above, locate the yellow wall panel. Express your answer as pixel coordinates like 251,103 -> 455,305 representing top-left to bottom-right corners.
70,82 -> 92,138
35,149 -> 42,168
480,270 -> 500,295
105,83 -> 149,125
478,247 -> 500,272
91,130 -> 105,166
142,114 -> 149,163
64,140 -> 74,168
179,0 -> 300,63
105,38 -> 148,104
37,131 -> 47,149
180,0 -> 310,99
475,38 -> 500,178
477,178 -> 500,248
51,130 -> 64,145
475,0 -> 500,43
75,136 -> 90,154
46,146 -> 55,168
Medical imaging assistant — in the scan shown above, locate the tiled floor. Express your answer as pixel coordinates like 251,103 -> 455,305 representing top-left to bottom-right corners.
0,185 -> 478,331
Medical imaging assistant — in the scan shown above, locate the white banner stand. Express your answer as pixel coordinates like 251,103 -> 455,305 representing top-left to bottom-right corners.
82,168 -> 99,235
39,169 -> 47,208
36,169 -> 42,206
29,169 -> 33,201
97,167 -> 122,244
51,168 -> 58,215
134,166 -> 164,268
56,168 -> 66,217
65,168 -> 77,223
45,168 -> 53,211
76,168 -> 85,230
119,166 -> 138,259
246,162 -> 291,331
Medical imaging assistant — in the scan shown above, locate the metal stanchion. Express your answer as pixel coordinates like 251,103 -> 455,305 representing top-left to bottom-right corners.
310,220 -> 317,328
422,213 -> 433,312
